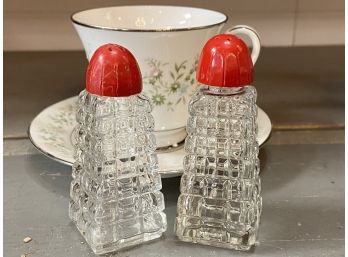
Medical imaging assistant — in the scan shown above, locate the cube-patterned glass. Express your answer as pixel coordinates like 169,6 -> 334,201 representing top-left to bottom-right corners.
69,90 -> 167,255
175,86 -> 262,251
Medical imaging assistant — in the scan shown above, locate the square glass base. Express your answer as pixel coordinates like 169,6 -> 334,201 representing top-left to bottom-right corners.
75,225 -> 165,255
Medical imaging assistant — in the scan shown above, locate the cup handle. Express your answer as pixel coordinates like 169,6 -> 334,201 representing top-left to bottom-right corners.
225,25 -> 261,65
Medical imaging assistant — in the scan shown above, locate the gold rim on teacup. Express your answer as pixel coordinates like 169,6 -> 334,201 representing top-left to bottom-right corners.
71,5 -> 228,32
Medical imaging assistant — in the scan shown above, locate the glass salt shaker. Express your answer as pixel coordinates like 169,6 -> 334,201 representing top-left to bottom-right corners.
69,44 -> 167,255
175,34 -> 262,250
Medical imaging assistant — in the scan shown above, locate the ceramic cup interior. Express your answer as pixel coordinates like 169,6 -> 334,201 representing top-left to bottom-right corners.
72,5 -> 227,31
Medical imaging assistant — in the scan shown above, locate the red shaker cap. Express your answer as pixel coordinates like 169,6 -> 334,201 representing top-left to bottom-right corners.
196,34 -> 253,87
86,44 -> 142,97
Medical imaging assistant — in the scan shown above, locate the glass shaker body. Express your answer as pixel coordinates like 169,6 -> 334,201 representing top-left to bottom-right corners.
175,85 -> 261,251
69,90 -> 167,255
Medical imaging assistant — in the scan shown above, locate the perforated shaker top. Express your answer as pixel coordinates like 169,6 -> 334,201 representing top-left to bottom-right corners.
86,44 -> 142,97
196,34 -> 253,87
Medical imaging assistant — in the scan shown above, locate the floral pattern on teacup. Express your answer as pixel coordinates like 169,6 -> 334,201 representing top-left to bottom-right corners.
36,102 -> 76,156
143,56 -> 199,111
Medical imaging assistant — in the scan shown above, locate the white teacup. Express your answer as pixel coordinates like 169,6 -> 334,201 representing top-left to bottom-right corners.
72,5 -> 261,148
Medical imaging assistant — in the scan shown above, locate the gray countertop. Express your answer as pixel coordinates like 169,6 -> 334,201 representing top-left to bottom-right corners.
4,47 -> 345,257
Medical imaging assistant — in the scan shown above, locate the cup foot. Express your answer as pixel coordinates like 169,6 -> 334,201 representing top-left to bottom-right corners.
154,127 -> 187,148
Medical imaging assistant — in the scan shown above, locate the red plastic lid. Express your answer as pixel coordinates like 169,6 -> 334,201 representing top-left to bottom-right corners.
86,44 -> 142,97
196,34 -> 253,87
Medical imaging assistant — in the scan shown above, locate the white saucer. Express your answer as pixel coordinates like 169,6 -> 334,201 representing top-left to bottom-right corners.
29,96 -> 272,178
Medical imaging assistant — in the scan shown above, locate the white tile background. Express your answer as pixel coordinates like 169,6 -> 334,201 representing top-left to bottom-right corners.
4,0 -> 344,51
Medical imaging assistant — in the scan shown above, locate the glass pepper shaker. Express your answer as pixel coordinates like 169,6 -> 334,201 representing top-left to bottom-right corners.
69,44 -> 167,255
175,34 -> 262,251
